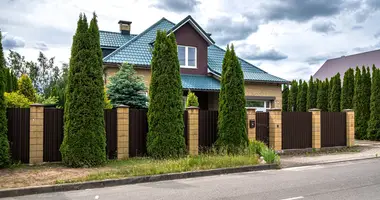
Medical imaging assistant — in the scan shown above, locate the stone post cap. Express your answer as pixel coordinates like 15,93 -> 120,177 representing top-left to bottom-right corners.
267,108 -> 281,111
245,107 -> 257,110
186,106 -> 199,109
343,109 -> 354,112
308,108 -> 321,112
117,104 -> 129,108
30,103 -> 44,107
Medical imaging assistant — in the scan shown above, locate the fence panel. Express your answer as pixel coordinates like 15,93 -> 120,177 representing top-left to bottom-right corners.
7,108 -> 30,163
105,109 -> 117,159
129,109 -> 148,157
321,112 -> 346,147
256,112 -> 269,145
43,108 -> 64,162
198,110 -> 218,151
282,112 -> 312,149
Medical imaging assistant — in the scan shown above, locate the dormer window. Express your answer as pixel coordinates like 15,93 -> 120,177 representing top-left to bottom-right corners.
178,45 -> 197,69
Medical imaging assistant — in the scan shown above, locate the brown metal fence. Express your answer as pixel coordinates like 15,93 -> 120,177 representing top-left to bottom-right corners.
7,108 -> 30,163
105,109 -> 117,159
256,112 -> 269,145
282,112 -> 312,149
321,112 -> 346,147
43,108 -> 64,162
198,110 -> 218,150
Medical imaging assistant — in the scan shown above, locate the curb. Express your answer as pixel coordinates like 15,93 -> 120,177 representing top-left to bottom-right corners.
280,156 -> 380,168
0,164 -> 278,198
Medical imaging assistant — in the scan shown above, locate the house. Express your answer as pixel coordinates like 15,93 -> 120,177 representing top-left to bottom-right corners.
313,49 -> 380,81
100,15 -> 288,111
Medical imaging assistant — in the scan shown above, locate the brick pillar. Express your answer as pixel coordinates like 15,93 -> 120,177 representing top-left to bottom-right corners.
344,109 -> 355,147
29,104 -> 44,164
187,106 -> 199,156
309,108 -> 321,149
246,107 -> 256,142
117,105 -> 129,160
268,108 -> 282,151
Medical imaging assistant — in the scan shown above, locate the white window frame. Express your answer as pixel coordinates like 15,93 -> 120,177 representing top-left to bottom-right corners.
178,45 -> 197,69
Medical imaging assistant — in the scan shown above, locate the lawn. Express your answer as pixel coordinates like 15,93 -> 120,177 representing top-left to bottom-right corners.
0,154 -> 260,189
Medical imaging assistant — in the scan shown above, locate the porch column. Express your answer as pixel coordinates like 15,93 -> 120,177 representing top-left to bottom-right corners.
309,108 -> 321,149
246,107 -> 256,142
343,109 -> 355,147
117,105 -> 129,160
268,108 -> 282,151
187,106 -> 199,156
29,104 -> 44,164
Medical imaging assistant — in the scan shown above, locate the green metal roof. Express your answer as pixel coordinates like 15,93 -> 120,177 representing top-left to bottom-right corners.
101,16 -> 289,84
181,74 -> 220,91
99,31 -> 136,48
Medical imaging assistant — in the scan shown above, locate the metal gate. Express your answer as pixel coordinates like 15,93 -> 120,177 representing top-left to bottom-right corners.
321,112 -> 346,147
43,108 -> 64,162
282,112 -> 312,149
256,112 -> 269,145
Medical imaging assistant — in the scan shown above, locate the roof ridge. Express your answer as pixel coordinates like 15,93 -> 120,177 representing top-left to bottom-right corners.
104,18 -> 173,62
211,44 -> 267,74
327,49 -> 380,61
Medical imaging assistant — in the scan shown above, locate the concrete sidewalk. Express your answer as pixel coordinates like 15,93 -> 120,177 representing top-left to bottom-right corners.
280,140 -> 380,167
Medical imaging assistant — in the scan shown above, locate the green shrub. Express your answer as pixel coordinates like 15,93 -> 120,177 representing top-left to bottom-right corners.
147,30 -> 186,158
18,74 -> 36,103
36,94 -> 59,106
216,44 -> 248,153
4,92 -> 32,108
248,140 -> 268,156
61,13 -> 106,167
104,88 -> 112,109
261,148 -> 280,164
367,65 -> 380,140
186,90 -> 199,107
0,31 -> 10,168
106,63 -> 148,108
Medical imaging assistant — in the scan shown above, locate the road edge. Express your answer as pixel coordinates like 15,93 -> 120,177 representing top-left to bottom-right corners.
280,155 -> 380,168
0,164 -> 279,198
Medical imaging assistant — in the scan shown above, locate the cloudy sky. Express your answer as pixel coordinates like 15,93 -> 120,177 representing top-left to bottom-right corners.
1,0 -> 380,81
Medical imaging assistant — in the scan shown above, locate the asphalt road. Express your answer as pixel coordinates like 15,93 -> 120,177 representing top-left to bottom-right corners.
3,159 -> 380,200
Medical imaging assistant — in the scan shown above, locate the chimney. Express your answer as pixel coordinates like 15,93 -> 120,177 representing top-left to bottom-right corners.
118,20 -> 132,35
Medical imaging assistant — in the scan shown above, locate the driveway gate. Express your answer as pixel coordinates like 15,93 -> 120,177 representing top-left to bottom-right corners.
256,112 -> 269,145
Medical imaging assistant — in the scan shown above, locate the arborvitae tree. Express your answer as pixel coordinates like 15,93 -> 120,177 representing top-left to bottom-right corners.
341,68 -> 354,110
186,90 -> 199,107
0,31 -> 10,168
60,14 -> 106,167
296,81 -> 308,112
147,30 -> 186,158
329,73 -> 341,112
363,66 -> 371,136
367,66 -> 380,140
107,63 -> 148,108
18,74 -> 36,102
282,84 -> 289,111
317,79 -> 329,111
307,76 -> 317,110
354,67 -> 364,139
288,80 -> 298,111
216,44 -> 248,153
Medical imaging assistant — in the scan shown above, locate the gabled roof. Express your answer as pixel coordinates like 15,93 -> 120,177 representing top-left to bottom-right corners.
101,16 -> 289,84
167,15 -> 214,45
313,49 -> 380,80
208,45 -> 289,83
99,31 -> 136,49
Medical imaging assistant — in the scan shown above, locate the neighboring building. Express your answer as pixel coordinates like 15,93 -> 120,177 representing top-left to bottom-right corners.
100,15 -> 288,111
313,49 -> 380,80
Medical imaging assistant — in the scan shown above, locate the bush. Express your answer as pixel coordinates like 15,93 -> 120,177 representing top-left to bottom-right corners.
61,13 -> 106,167
0,31 -> 10,168
18,74 -> 36,103
147,30 -> 186,158
36,94 -> 59,106
248,140 -> 268,156
106,63 -> 148,108
261,148 -> 280,164
104,88 -> 112,109
216,44 -> 248,153
4,92 -> 32,108
186,90 -> 199,107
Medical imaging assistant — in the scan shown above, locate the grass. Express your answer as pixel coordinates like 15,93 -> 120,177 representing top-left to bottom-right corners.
56,154 -> 259,184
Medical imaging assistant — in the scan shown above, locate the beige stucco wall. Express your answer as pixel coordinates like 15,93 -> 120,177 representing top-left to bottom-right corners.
245,82 -> 282,109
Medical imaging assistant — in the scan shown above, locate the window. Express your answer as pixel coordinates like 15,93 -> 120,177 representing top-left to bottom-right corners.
246,100 -> 265,107
177,45 -> 197,68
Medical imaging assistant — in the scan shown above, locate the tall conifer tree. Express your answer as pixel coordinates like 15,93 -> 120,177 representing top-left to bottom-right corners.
282,84 -> 289,112
341,68 -> 354,110
367,66 -> 380,140
307,76 -> 317,110
288,80 -> 298,111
